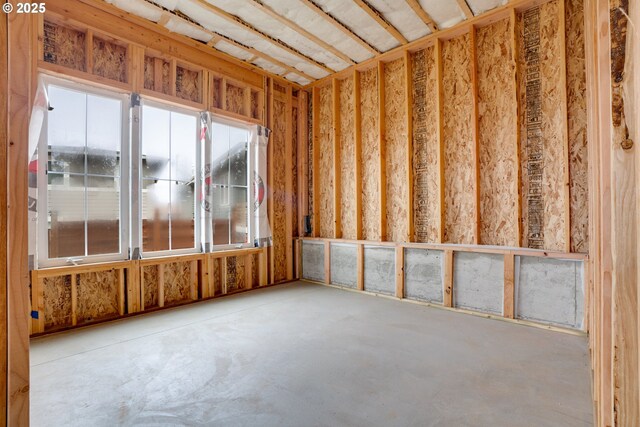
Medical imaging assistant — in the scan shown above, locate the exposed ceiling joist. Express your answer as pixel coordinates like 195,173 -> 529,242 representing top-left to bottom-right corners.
251,0 -> 357,66
299,0 -> 380,56
193,0 -> 335,74
154,4 -> 316,82
456,0 -> 475,19
352,0 -> 408,45
404,0 -> 438,33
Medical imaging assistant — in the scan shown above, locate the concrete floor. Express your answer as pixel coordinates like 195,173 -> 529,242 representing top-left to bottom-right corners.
31,281 -> 593,426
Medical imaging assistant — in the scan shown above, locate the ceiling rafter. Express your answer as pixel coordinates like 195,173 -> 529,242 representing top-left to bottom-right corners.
352,0 -> 408,45
299,0 -> 380,56
404,0 -> 438,33
251,0 -> 357,66
152,7 -> 316,82
456,0 -> 475,19
193,0 -> 334,74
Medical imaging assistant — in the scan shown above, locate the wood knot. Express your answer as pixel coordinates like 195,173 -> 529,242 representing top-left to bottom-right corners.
621,139 -> 633,150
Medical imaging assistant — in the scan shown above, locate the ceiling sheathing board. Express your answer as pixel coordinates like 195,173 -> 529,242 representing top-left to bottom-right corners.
418,0 -> 466,29
315,0 -> 400,52
466,0 -> 508,16
169,0 -> 329,79
204,0 -> 350,71
261,0 -> 374,63
365,0 -> 431,41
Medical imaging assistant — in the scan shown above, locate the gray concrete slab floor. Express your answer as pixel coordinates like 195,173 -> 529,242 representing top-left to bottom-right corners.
30,281 -> 593,426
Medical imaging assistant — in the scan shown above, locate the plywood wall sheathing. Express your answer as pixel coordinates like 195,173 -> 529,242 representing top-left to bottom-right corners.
226,83 -> 245,116
384,58 -> 409,243
360,68 -> 381,241
518,1 -> 568,251
92,36 -> 127,83
163,262 -> 192,305
76,270 -> 119,324
412,47 -> 440,243
176,65 -> 201,103
42,275 -> 72,330
43,20 -> 86,72
318,85 -> 334,238
477,19 -> 519,247
566,0 -> 588,253
273,97 -> 288,282
339,77 -> 357,240
442,33 -> 475,244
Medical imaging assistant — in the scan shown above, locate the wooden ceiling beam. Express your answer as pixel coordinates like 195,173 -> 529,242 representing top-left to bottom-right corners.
352,0 -> 408,45
456,0 -> 475,19
251,0 -> 357,65
404,0 -> 438,33
155,5 -> 316,82
193,0 -> 334,74
299,0 -> 380,56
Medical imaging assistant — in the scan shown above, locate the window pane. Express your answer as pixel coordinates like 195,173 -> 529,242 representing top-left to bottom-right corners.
211,122 -> 229,186
87,176 -> 120,255
141,105 -> 170,180
47,85 -> 86,174
170,112 -> 197,182
87,94 -> 122,176
48,172 -> 85,258
170,181 -> 195,249
229,126 -> 248,186
211,186 -> 230,245
230,187 -> 248,244
142,179 -> 170,251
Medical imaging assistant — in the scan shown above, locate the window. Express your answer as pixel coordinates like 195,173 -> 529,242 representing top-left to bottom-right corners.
38,78 -> 129,266
210,120 -> 251,246
140,102 -> 199,253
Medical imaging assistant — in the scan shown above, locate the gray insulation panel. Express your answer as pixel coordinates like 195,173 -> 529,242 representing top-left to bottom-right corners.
330,243 -> 358,288
404,249 -> 443,303
515,257 -> 584,329
364,246 -> 395,296
453,252 -> 504,315
302,241 -> 325,282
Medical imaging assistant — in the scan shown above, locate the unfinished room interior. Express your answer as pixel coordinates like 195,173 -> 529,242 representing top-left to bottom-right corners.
0,0 -> 639,425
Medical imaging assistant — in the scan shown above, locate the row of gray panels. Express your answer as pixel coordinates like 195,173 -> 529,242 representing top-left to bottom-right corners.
302,241 -> 584,330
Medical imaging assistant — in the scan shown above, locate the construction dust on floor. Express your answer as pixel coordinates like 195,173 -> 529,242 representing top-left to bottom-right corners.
30,281 -> 592,426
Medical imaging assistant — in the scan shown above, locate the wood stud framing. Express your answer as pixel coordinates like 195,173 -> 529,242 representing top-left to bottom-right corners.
332,79 -> 342,239
378,61 -> 387,241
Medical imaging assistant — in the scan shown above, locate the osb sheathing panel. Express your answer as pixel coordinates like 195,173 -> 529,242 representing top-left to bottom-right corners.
292,105 -> 299,237
77,270 -> 119,323
518,1 -> 567,251
212,78 -> 222,109
273,99 -> 288,282
566,0 -> 588,253
226,84 -> 245,115
226,256 -> 246,292
212,257 -> 222,295
477,19 -> 518,246
43,21 -> 86,72
412,47 -> 440,243
318,85 -> 334,238
360,68 -> 380,241
442,34 -> 475,244
176,66 -> 201,103
144,56 -> 154,90
143,265 -> 159,309
92,37 -> 127,83
163,262 -> 191,305
384,58 -> 409,242
161,61 -> 171,95
308,95 -> 314,231
251,253 -> 260,287
43,275 -> 72,330
339,77 -> 357,239
251,91 -> 261,120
